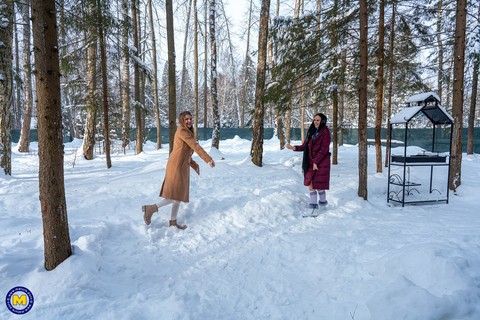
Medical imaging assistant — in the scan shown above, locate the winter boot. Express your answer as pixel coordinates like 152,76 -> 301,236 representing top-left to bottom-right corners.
142,204 -> 158,225
169,220 -> 187,230
308,203 -> 319,209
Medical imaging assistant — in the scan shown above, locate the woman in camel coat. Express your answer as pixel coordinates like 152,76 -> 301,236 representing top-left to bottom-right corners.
142,111 -> 215,229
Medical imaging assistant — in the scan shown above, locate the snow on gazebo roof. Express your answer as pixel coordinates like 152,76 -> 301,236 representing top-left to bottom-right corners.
406,92 -> 441,105
390,92 -> 454,125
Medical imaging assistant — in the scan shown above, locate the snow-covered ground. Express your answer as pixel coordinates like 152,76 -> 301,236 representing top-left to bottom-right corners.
1,136 -> 479,319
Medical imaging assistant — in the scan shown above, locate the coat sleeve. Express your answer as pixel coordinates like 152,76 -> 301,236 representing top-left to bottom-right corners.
178,128 -> 213,164
312,129 -> 331,165
293,137 -> 308,152
190,159 -> 199,171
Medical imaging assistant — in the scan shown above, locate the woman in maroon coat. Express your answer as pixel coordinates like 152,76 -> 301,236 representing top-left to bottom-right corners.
286,113 -> 331,208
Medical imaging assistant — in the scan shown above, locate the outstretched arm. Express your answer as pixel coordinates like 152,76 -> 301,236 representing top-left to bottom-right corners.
178,128 -> 213,164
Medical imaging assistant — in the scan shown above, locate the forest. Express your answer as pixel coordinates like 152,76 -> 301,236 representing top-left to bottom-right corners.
0,1 -> 478,269
0,0 -> 478,164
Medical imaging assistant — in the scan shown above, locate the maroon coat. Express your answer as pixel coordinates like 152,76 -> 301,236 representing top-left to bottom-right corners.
294,127 -> 331,190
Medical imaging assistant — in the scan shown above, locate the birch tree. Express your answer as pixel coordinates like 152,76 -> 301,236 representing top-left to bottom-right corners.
31,0 -> 72,270
210,0 -> 220,149
13,8 -> 21,131
121,0 -> 131,152
18,0 -> 34,153
203,0 -> 208,129
83,0 -> 98,160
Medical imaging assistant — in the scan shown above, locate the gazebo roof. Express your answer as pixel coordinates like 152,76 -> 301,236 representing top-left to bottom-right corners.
390,92 -> 454,125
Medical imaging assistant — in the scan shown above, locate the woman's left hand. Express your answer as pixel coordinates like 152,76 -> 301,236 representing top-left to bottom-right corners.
313,163 -> 318,170
194,167 -> 200,175
209,160 -> 215,168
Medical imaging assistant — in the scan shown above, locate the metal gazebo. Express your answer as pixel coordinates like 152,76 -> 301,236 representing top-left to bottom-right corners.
387,92 -> 454,206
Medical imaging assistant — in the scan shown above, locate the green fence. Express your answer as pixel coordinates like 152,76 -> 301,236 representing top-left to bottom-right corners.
10,127 -> 480,153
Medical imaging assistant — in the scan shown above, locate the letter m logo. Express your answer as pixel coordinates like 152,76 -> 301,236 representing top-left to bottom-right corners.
12,294 -> 27,306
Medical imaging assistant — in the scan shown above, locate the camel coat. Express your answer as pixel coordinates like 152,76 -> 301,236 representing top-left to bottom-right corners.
159,125 -> 212,202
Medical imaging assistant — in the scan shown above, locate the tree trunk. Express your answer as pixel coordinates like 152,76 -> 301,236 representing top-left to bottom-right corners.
358,0 -> 368,200
59,0 -> 75,142
269,0 -> 282,145
276,108 -> 285,149
193,0 -> 199,140
374,0 -> 385,173
132,0 -> 143,154
331,0 -> 339,165
467,2 -> 480,156
220,0 -> 241,127
437,0 -> 444,101
339,49 -> 346,146
18,0 -> 34,153
210,0 -> 220,149
97,0 -> 111,168
13,5 -> 21,131
82,0 -> 98,160
251,0 -> 271,167
121,0 -> 131,153
0,0 -> 13,175
148,0 -> 161,149
449,0 -> 467,191
138,4 -> 146,148
166,0 -> 177,153
301,83 -> 305,142
467,56 -> 478,155
31,0 -> 72,271
180,0 -> 192,111
203,0 -> 208,129
332,88 -> 338,165
285,108 -> 291,142
384,1 -> 396,168
241,0 -> 254,128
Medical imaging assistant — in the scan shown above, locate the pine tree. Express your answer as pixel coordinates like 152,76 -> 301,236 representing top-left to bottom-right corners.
31,0 -> 72,270
251,0 -> 271,167
166,0 -> 176,153
449,0 -> 467,191
0,0 -> 14,175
